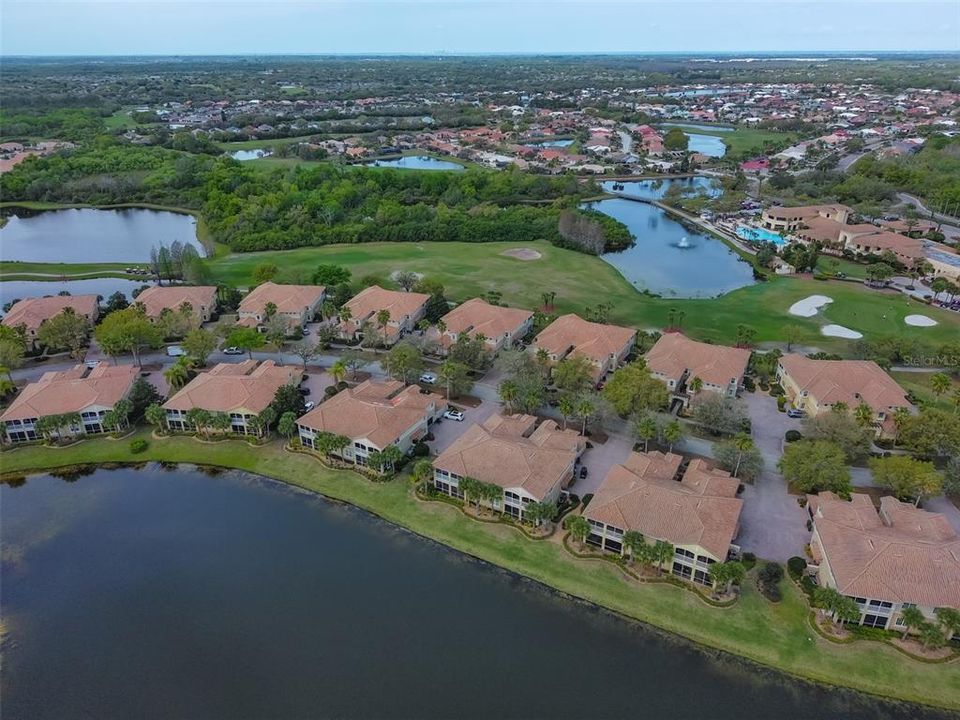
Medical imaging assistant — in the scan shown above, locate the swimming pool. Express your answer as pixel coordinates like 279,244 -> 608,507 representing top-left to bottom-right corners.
736,225 -> 785,246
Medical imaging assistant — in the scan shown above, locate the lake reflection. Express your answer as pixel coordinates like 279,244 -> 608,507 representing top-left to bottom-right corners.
366,155 -> 464,171
1,465 -> 945,720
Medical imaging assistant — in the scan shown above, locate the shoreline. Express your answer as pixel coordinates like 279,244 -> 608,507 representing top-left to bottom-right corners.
2,432 -> 958,712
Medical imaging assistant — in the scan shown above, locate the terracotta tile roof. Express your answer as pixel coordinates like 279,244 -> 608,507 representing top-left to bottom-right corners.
2,295 -> 98,333
585,452 -> 742,560
163,360 -> 299,415
134,285 -> 217,318
439,298 -> 533,344
779,354 -> 910,413
1,363 -> 138,421
433,413 -> 584,500
645,333 -> 750,388
533,314 -> 635,370
238,282 -> 325,316
765,203 -> 851,219
297,379 -> 444,448
342,286 -> 430,328
848,231 -> 924,260
810,493 -> 960,608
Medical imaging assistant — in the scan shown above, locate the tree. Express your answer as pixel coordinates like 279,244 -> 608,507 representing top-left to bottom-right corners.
853,401 -> 875,429
813,587 -> 861,630
290,339 -> 318,370
935,607 -> 960,640
330,358 -> 348,384
651,540 -> 674,576
899,605 -> 926,640
253,263 -> 279,284
341,349 -> 368,380
714,434 -> 764,481
263,314 -> 289,352
186,407 -> 213,437
735,324 -> 757,348
689,376 -> 704,396
662,419 -> 683,452
103,291 -> 129,315
127,377 -> 161,418
552,355 -> 595,394
394,271 -> 419,292
258,406 -> 277,435
312,264 -> 351,286
574,393 -> 599,436
376,309 -> 391,336
930,372 -> 951,397
145,403 -> 167,432
182,327 -> 216,366
270,383 -> 307,418
224,327 -> 265,360
413,458 -> 435,492
632,413 -> 658,452
384,342 -> 424,385
95,306 -> 163,367
565,515 -> 590,549
918,622 -> 946,650
709,561 -> 746,594
778,440 -> 851,495
622,530 -> 645,563
601,361 -> 668,417
783,325 -> 803,352
163,357 -> 192,390
437,359 -> 472,399
496,351 -> 546,414
869,455 -> 943,505
36,308 -> 90,358
102,398 -> 133,433
524,501 -> 557,528
447,333 -> 488,370
897,409 -> 960,457
663,127 -> 689,151
865,262 -> 894,286
690,393 -> 747,436
802,410 -> 873,463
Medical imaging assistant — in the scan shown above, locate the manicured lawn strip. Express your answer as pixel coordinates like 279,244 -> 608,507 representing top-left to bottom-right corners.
815,256 -> 869,280
890,370 -> 960,412
3,433 -> 959,711
686,127 -> 798,156
207,241 -> 960,352
0,261 -> 145,276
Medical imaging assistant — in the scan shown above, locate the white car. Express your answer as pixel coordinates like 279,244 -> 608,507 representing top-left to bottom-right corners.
166,345 -> 186,357
443,409 -> 464,422
223,346 -> 244,355
304,401 -> 316,411
419,372 -> 437,384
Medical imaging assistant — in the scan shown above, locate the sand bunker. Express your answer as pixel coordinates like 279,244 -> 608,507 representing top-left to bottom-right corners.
904,314 -> 938,327
789,295 -> 833,317
821,324 -> 863,339
500,248 -> 542,261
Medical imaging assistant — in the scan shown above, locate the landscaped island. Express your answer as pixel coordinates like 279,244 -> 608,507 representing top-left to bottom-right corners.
3,433 -> 958,712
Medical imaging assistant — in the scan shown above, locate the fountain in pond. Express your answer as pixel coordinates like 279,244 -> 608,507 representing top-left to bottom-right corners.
673,236 -> 694,249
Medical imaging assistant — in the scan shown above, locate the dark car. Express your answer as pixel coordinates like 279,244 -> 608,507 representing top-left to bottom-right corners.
579,466 -> 588,480
786,408 -> 805,419
299,387 -> 311,396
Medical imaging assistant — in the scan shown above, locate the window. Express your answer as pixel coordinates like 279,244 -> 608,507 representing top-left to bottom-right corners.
861,614 -> 888,629
672,562 -> 692,579
693,569 -> 712,586
604,538 -> 622,554
675,547 -> 694,560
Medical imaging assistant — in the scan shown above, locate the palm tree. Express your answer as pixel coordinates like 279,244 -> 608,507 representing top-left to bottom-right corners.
459,476 -> 481,510
854,402 -> 874,428
412,459 -> 435,492
575,394 -> 596,436
524,501 -> 556,529
689,376 -> 704,396
892,406 -> 911,441
730,432 -> 754,479
650,540 -> 674,576
557,393 -> 575,430
709,561 -> 745,594
277,411 -> 298,441
899,605 -> 926,640
930,372 -> 951,397
145,403 -> 167,432
498,379 -> 519,413
632,414 -> 657,452
565,515 -> 591,549
330,358 -> 348,385
622,530 -> 645,563
376,309 -> 391,338
813,587 -> 861,631
662,419 -> 683,452
164,358 -> 192,390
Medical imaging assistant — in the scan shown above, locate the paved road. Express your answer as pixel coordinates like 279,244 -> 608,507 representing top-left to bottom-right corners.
836,140 -> 882,173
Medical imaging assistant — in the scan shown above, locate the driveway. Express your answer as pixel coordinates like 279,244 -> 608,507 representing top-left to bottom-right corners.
569,428 -> 633,496
429,379 -> 500,455
737,391 -> 810,562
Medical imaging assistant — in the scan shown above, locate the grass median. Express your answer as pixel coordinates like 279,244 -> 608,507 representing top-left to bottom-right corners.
3,431 -> 958,711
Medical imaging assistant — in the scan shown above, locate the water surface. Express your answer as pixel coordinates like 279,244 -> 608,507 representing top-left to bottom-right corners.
0,208 -> 203,263
366,155 -> 464,171
1,278 -> 152,308
229,149 -> 272,161
1,466 -> 945,720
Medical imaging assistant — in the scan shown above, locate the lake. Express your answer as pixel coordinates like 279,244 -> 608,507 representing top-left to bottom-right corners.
0,465 -> 942,720
686,133 -> 727,157
526,138 -> 574,148
366,155 -> 464,171
0,278 -> 153,308
229,149 -> 273,161
661,122 -> 735,133
0,207 -> 203,263
591,179 -> 754,297
602,176 -> 723,201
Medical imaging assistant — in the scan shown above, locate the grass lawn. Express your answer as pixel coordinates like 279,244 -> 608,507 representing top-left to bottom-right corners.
216,134 -> 322,151
3,432 -> 959,711
104,108 -> 137,130
207,241 -> 960,353
686,127 -> 798,157
815,256 -> 869,280
0,261 -> 146,277
890,370 -> 960,412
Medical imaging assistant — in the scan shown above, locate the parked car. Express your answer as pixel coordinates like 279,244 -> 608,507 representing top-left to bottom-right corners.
579,466 -> 588,480
301,327 -> 310,336
419,372 -> 437,384
304,401 -> 315,411
223,346 -> 244,355
299,387 -> 311,396
166,345 -> 186,357
85,360 -> 99,369
787,408 -> 805,419
443,409 -> 464,422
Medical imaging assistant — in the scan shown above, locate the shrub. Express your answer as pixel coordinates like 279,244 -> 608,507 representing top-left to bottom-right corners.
743,376 -> 755,392
581,493 -> 594,509
799,575 -> 817,599
787,556 -> 807,579
411,442 -> 430,457
336,381 -> 348,391
130,438 -> 149,454
769,383 -> 785,397
324,385 -> 339,398
757,562 -> 784,602
785,429 -> 802,442
776,396 -> 786,411
741,552 -> 756,571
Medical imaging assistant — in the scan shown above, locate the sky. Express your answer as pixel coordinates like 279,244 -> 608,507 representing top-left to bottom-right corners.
2,0 -> 958,56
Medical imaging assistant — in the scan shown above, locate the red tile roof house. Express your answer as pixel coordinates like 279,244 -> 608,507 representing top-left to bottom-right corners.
532,314 -> 636,383
431,298 -> 534,356
1,363 -> 139,443
237,282 -> 326,331
338,285 -> 430,347
163,360 -> 300,436
807,492 -> 960,633
644,333 -> 751,408
2,294 -> 99,350
431,414 -> 585,522
583,451 -> 743,585
296,379 -> 446,466
134,285 -> 219,324
776,354 -> 911,438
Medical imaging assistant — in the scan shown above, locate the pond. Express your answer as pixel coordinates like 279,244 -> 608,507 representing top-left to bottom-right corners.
0,278 -> 153,309
661,122 -> 735,133
590,180 -> 754,297
686,133 -> 727,157
602,176 -> 723,201
0,207 -> 203,263
229,149 -> 273,161
526,138 -> 574,148
365,155 -> 464,171
0,465 -> 942,720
